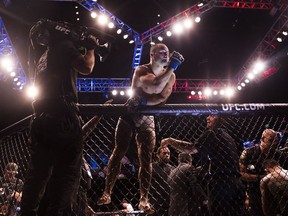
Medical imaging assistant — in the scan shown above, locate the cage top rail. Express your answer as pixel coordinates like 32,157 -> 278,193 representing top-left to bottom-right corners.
78,103 -> 288,116
1,103 -> 287,138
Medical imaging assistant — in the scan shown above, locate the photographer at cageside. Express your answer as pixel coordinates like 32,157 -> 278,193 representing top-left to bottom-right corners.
29,18 -> 114,62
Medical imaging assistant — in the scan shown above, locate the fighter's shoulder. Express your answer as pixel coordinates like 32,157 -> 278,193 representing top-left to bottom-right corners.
134,64 -> 151,74
261,173 -> 271,185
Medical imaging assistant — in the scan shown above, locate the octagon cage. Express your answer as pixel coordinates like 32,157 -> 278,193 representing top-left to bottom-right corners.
0,103 -> 288,215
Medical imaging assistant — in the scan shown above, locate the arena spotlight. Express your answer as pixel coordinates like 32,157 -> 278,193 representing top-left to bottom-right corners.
97,14 -> 109,26
277,37 -> 283,42
123,34 -> 129,39
117,28 -> 122,34
224,87 -> 235,97
213,90 -> 218,95
191,91 -> 196,95
254,61 -> 265,72
126,88 -> 133,97
237,86 -> 242,90
166,31 -> 172,37
129,39 -> 134,44
247,73 -> 255,79
172,22 -> 184,34
251,68 -> 259,75
108,22 -> 115,29
183,18 -> 193,29
26,84 -> 39,99
1,56 -> 13,72
157,36 -> 163,41
282,31 -> 288,36
195,16 -> 201,23
120,90 -> 125,96
112,89 -> 117,95
203,88 -> 212,97
10,71 -> 16,77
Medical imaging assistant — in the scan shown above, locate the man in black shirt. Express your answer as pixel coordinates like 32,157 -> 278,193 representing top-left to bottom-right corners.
161,115 -> 246,216
168,153 -> 207,216
20,19 -> 101,216
150,146 -> 175,216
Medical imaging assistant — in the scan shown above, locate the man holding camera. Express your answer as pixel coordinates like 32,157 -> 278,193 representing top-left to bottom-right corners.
97,43 -> 184,214
20,19 -> 106,216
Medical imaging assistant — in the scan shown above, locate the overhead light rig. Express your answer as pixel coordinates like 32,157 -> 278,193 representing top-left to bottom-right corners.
0,18 -> 26,90
233,1 -> 288,87
77,78 -> 230,92
2,0 -> 288,98
140,2 -> 212,44
213,0 -> 274,9
77,78 -> 234,100
78,1 -> 140,42
75,0 -> 288,97
77,78 -> 131,93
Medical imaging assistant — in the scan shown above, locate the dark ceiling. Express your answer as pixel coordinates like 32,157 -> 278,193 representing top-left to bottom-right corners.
0,0 -> 288,129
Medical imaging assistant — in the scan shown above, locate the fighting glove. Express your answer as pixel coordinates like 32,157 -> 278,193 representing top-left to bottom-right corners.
167,51 -> 184,70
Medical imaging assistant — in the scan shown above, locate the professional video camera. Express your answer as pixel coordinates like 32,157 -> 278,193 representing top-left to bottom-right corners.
29,18 -> 113,62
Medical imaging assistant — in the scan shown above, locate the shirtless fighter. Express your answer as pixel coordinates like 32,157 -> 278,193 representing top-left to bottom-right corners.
97,43 -> 184,214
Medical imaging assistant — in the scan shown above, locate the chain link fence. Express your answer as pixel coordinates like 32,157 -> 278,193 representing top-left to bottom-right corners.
0,104 -> 288,215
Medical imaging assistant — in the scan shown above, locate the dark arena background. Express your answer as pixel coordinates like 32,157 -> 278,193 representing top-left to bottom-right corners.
1,0 -> 288,216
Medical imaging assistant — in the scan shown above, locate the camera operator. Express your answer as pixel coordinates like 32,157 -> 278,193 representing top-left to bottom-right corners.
20,19 -> 108,216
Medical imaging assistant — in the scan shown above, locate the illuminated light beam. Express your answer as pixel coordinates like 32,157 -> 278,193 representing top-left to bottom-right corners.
233,1 -> 288,85
0,17 -> 26,90
76,0 -> 142,73
140,2 -> 213,44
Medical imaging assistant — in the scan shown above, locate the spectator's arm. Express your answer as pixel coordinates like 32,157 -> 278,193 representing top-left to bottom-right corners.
160,137 -> 198,154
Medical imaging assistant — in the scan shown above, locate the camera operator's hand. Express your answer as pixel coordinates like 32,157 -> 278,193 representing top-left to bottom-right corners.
82,35 -> 99,50
167,51 -> 184,70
